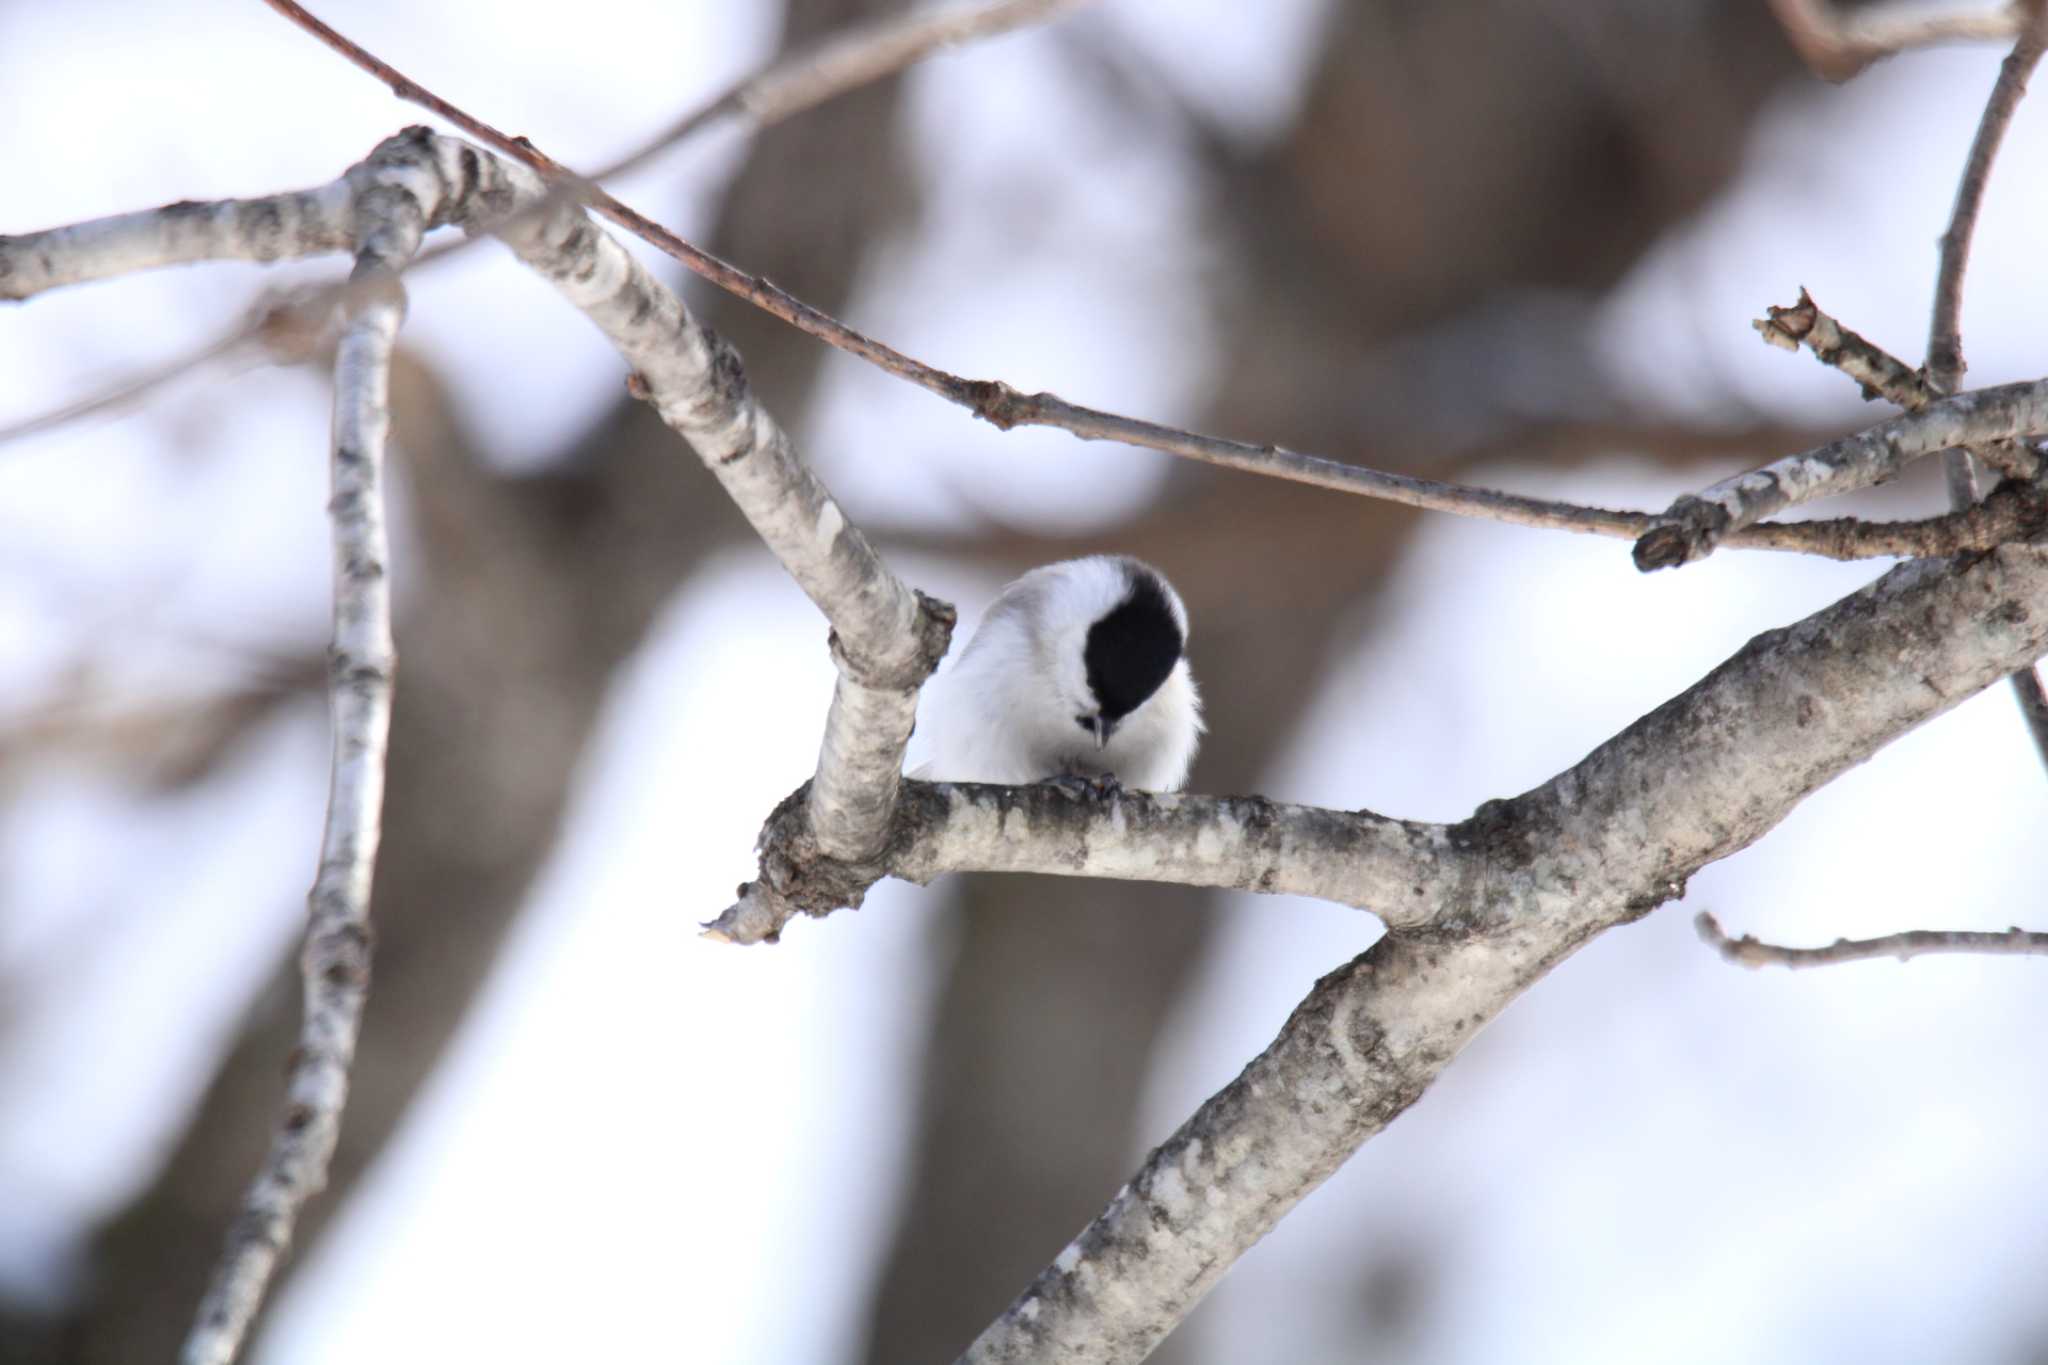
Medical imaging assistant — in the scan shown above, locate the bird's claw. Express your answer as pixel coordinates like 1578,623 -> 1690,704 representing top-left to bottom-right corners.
1043,771 -> 1123,801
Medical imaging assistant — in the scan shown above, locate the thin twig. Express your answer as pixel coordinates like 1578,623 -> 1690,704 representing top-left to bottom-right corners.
1927,16 -> 2048,776
176,185 -> 413,1365
0,289 -> 335,448
1696,911 -> 2048,968
249,2 -> 2048,568
230,4 -> 1690,541
600,0 -> 1090,187
1,3 -> 1083,450
1756,288 -> 1933,408
1636,380 -> 2048,568
1755,289 -> 2038,477
14,166 -> 2048,567
1928,15 -> 2048,504
410,1 -> 1093,289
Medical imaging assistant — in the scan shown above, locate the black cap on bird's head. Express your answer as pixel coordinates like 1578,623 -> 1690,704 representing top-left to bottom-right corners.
1074,566 -> 1184,745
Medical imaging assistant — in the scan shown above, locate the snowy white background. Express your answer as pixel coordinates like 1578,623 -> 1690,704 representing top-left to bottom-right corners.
3,2 -> 2046,1361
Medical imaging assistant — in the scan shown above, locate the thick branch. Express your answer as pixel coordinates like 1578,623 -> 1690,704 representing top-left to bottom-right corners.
178,203 -> 413,1365
703,784 -> 1462,945
0,124 -> 953,864
1696,911 -> 2048,967
962,543 -> 2048,1362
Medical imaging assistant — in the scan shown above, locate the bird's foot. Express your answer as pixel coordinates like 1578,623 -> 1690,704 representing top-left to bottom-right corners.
1043,770 -> 1123,801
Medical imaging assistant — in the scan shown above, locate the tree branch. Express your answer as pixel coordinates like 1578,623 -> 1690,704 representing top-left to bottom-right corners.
1632,379 -> 2048,569
1755,289 -> 2040,479
1755,288 -> 1933,408
702,784 -> 1460,945
2011,667 -> 2048,773
16,106 -> 2048,570
0,288 -> 335,448
961,542 -> 2048,1363
1923,18 -> 2048,776
14,112 -> 2048,1365
478,142 -> 955,859
247,0 -> 2048,556
1696,910 -> 2048,967
2,1 -> 1072,449
176,160 -> 416,1365
1767,0 -> 2025,80
606,0 -> 1092,186
1929,16 -> 2047,502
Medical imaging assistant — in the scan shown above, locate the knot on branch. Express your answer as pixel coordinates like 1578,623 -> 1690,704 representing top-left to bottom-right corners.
1633,496 -> 1728,572
960,378 -> 1040,430
829,589 -> 957,692
757,781 -> 887,910
704,781 -> 948,945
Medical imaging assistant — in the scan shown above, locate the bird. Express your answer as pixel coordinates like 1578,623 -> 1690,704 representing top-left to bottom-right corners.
911,555 -> 1203,792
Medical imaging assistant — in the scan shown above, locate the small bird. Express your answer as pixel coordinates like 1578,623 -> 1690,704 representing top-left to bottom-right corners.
913,555 -> 1203,792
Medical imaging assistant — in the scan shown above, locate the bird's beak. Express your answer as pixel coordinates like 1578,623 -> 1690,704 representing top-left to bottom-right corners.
1090,716 -> 1111,749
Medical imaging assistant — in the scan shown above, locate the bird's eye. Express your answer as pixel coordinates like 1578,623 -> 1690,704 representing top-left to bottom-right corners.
1074,714 -> 1096,734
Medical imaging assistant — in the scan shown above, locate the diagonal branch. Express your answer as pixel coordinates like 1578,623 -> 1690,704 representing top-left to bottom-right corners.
476,139 -> 955,858
961,541 -> 2048,1364
248,0 -> 2048,555
1755,288 -> 1933,408
1632,379 -> 2048,569
0,2 -> 1080,451
1696,911 -> 2048,967
20,124 -> 2048,1363
0,288 -> 334,448
1755,289 -> 2040,479
604,0 -> 1093,187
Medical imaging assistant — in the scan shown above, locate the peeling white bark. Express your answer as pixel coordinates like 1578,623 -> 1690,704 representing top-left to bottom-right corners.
0,186 -> 356,298
706,787 -> 1463,944
178,181 -> 413,1365
487,178 -> 953,857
